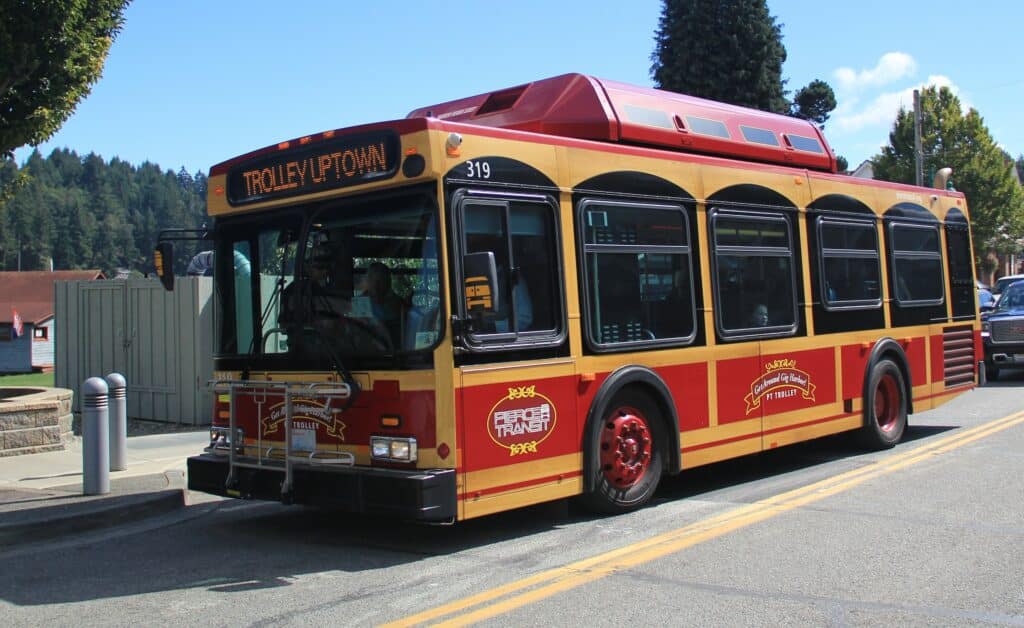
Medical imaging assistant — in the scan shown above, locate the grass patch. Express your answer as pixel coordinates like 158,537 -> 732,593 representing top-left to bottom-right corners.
0,372 -> 55,387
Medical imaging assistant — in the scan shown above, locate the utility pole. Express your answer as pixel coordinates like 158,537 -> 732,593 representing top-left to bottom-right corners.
913,89 -> 924,187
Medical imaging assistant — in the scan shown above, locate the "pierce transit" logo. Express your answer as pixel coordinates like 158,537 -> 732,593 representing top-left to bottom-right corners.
487,385 -> 557,456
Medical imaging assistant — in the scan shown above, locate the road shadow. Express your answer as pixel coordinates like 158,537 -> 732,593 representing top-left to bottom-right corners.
0,422 -> 962,606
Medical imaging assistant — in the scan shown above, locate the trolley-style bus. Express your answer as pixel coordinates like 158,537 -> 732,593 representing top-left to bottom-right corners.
156,74 -> 980,522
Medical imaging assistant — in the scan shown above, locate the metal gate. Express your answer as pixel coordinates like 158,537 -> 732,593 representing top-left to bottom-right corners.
55,277 -> 213,424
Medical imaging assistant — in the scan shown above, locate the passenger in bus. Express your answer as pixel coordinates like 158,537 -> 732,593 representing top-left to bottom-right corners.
749,303 -> 770,327
359,262 -> 406,343
493,269 -> 532,333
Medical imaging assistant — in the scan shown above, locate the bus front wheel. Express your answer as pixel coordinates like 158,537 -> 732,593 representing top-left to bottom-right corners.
859,358 -> 907,450
579,392 -> 664,514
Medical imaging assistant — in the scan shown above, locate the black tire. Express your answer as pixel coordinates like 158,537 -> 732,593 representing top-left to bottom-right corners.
859,358 -> 907,450
578,391 -> 664,514
985,362 -> 1000,382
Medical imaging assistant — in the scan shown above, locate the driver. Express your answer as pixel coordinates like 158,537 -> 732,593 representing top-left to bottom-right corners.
308,250 -> 393,353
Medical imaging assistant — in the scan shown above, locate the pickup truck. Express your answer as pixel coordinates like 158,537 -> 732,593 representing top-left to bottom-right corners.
981,279 -> 1024,381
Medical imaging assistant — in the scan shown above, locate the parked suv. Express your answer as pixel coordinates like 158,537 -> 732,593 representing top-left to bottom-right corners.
982,279 -> 1024,380
992,274 -> 1024,304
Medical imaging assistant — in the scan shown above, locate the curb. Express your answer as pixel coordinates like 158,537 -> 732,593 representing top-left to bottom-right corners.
0,488 -> 186,549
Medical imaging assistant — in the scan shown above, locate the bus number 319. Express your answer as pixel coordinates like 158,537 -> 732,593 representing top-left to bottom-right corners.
466,160 -> 491,179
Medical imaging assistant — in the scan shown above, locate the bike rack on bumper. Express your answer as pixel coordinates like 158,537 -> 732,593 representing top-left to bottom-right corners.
188,380 -> 456,522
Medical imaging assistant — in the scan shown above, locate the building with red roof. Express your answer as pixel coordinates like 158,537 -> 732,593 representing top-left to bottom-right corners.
0,270 -> 105,373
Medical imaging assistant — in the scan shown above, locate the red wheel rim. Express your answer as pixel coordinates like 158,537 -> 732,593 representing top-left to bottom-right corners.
873,373 -> 900,432
599,406 -> 652,489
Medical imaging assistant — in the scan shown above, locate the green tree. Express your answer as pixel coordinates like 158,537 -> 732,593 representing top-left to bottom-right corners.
0,0 -> 130,158
651,0 -> 789,113
873,86 -> 1024,258
1016,154 -> 1023,183
0,148 -> 207,275
651,0 -> 837,132
790,79 -> 836,127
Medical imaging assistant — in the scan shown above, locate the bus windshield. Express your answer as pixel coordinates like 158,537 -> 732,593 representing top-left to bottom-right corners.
216,192 -> 442,367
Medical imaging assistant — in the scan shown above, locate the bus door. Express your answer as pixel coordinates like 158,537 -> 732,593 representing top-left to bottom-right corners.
710,209 -> 802,455
450,190 -> 578,516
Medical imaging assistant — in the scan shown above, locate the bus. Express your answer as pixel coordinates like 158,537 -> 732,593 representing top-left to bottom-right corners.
155,73 -> 981,523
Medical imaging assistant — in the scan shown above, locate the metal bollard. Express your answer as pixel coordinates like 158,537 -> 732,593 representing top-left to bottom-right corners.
82,377 -> 110,495
106,373 -> 127,471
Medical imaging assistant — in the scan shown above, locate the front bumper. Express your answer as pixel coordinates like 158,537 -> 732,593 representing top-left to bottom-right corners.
982,339 -> 1024,367
187,454 -> 457,523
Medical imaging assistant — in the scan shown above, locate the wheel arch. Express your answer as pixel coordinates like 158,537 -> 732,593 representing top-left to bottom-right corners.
864,338 -> 914,417
582,365 -> 681,493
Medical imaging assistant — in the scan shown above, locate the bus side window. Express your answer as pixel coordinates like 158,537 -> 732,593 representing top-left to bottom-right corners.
458,194 -> 563,347
579,199 -> 696,350
712,210 -> 797,339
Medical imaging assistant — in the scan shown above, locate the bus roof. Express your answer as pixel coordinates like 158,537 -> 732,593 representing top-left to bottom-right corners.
407,73 -> 837,173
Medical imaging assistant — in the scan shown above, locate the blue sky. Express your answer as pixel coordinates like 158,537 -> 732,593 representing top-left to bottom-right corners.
14,1 -> 1024,175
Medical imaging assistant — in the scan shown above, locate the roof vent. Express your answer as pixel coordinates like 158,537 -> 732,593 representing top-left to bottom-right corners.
475,85 -> 527,116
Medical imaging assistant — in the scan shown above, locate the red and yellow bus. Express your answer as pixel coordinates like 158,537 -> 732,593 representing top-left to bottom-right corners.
156,74 -> 980,522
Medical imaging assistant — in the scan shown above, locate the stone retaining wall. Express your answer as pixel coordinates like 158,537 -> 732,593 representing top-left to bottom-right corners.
0,388 -> 74,457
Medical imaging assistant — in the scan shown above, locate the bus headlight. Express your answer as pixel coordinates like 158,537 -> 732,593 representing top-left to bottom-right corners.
370,436 -> 418,462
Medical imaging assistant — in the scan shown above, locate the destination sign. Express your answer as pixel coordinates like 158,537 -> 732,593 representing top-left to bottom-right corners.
227,131 -> 400,205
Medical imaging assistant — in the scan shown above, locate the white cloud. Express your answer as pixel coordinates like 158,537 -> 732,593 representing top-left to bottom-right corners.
833,75 -> 963,134
834,52 -> 917,93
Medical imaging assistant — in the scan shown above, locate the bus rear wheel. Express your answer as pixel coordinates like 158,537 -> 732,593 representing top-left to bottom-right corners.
579,392 -> 663,514
859,358 -> 907,450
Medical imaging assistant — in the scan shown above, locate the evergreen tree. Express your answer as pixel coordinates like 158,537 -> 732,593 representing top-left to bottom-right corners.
0,149 -> 207,275
651,0 -> 837,133
651,0 -> 789,113
873,86 -> 1024,260
790,79 -> 836,127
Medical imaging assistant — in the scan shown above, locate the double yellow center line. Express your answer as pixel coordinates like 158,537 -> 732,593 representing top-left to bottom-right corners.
384,410 -> 1024,627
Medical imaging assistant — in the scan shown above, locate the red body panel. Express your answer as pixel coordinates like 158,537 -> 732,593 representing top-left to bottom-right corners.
905,337 -> 927,386
655,363 -> 710,431
930,334 -> 945,383
225,384 -> 436,448
718,348 -> 837,423
841,343 -> 872,400
458,374 -> 579,473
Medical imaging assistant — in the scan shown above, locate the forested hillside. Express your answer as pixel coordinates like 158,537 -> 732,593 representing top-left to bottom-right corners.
0,149 -> 207,277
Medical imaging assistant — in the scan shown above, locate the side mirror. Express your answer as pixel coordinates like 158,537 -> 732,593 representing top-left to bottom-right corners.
463,251 -> 499,315
154,242 -> 175,291
980,304 -> 994,313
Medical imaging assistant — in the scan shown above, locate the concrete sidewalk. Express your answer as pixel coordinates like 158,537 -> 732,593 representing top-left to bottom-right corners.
0,430 -> 211,547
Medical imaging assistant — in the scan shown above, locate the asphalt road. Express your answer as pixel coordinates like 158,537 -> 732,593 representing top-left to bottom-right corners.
3,372 -> 1023,627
